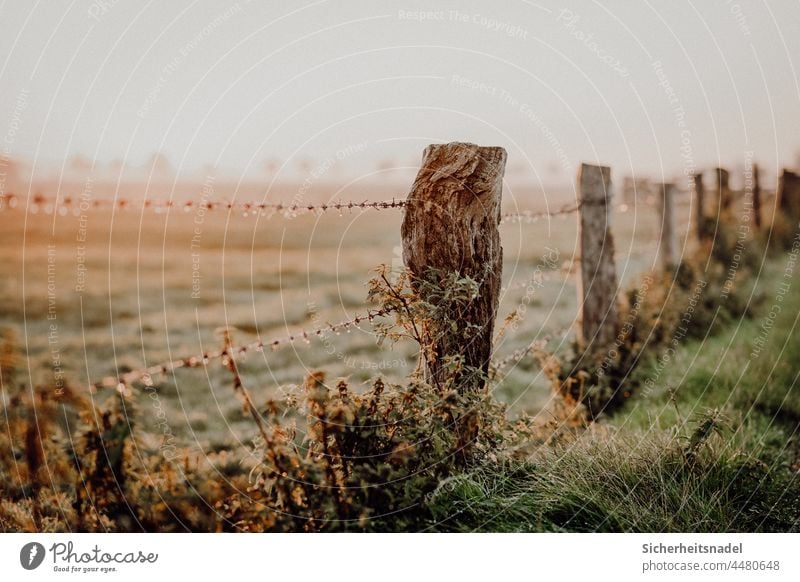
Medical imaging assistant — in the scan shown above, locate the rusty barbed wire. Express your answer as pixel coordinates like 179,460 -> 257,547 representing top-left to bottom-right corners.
0,193 -> 407,218
99,307 -> 393,390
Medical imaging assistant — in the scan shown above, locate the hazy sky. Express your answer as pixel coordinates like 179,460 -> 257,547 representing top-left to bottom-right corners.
1,0 -> 799,184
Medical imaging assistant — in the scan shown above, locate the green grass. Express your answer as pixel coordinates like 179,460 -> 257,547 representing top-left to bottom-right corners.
427,260 -> 800,532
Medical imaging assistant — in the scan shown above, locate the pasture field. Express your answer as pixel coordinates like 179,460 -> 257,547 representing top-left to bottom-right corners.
0,183 -> 689,450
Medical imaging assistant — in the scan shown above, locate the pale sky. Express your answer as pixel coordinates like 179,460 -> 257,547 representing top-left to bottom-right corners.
1,0 -> 799,184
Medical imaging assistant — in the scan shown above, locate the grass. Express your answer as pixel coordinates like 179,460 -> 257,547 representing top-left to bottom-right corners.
427,259 -> 800,532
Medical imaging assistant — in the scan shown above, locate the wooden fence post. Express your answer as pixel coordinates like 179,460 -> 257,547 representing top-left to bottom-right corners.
693,172 -> 707,242
752,163 -> 762,230
716,167 -> 731,214
778,169 -> 800,222
657,183 -> 677,271
401,142 -> 506,391
576,163 -> 618,362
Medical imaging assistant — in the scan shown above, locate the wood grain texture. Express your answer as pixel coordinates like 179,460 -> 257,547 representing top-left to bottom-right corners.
401,142 -> 506,390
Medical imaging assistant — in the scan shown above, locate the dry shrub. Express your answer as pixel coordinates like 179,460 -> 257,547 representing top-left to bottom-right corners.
0,267 -> 533,532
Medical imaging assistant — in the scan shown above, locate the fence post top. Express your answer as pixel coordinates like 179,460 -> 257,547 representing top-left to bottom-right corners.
422,142 -> 507,159
414,142 -> 507,196
579,162 -> 611,174
578,163 -> 612,203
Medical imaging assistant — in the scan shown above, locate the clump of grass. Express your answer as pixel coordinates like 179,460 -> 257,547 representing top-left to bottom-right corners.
428,265 -> 800,532
428,426 -> 800,532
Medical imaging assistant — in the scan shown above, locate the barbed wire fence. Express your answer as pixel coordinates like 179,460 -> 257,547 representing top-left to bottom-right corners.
1,151 -> 764,404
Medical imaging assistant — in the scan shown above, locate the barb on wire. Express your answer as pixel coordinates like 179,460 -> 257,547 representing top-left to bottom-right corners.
99,307 -> 393,390
0,193 -> 407,218
500,269 -> 571,294
501,200 -> 635,224
489,326 -> 573,381
501,202 -> 582,224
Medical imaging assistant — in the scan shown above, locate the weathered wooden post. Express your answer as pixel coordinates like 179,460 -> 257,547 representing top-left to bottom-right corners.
778,169 -> 800,221
656,183 -> 677,271
576,163 -> 618,362
693,172 -> 706,241
401,142 -> 506,391
716,167 -> 732,214
752,163 -> 762,230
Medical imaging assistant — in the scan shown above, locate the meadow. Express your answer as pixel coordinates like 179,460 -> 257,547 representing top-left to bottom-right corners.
3,170 -> 799,533
0,181 -> 685,452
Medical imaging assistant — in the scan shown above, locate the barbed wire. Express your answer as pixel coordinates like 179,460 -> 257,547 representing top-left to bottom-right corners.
0,193 -> 407,218
0,194 -> 649,222
500,269 -> 572,294
490,325 -> 573,380
98,307 -> 393,390
501,202 -> 582,224
501,200 -> 639,224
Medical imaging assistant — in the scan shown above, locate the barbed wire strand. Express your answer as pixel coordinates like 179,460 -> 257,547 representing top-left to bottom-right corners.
2,194 -> 646,222
0,194 -> 407,218
490,326 -> 573,381
101,307 -> 393,391
500,269 -> 572,294
501,202 -> 582,224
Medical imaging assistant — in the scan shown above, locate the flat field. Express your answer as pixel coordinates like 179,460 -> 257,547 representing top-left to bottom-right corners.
0,183 -> 691,450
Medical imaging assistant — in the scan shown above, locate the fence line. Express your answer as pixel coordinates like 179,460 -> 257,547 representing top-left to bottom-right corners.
7,143 -> 783,400
2,193 -> 652,223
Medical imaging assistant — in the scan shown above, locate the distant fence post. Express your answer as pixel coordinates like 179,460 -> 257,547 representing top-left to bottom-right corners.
778,169 -> 800,222
716,167 -> 731,214
401,142 -> 506,391
752,163 -> 762,230
657,183 -> 677,271
693,172 -> 707,242
576,163 -> 618,362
